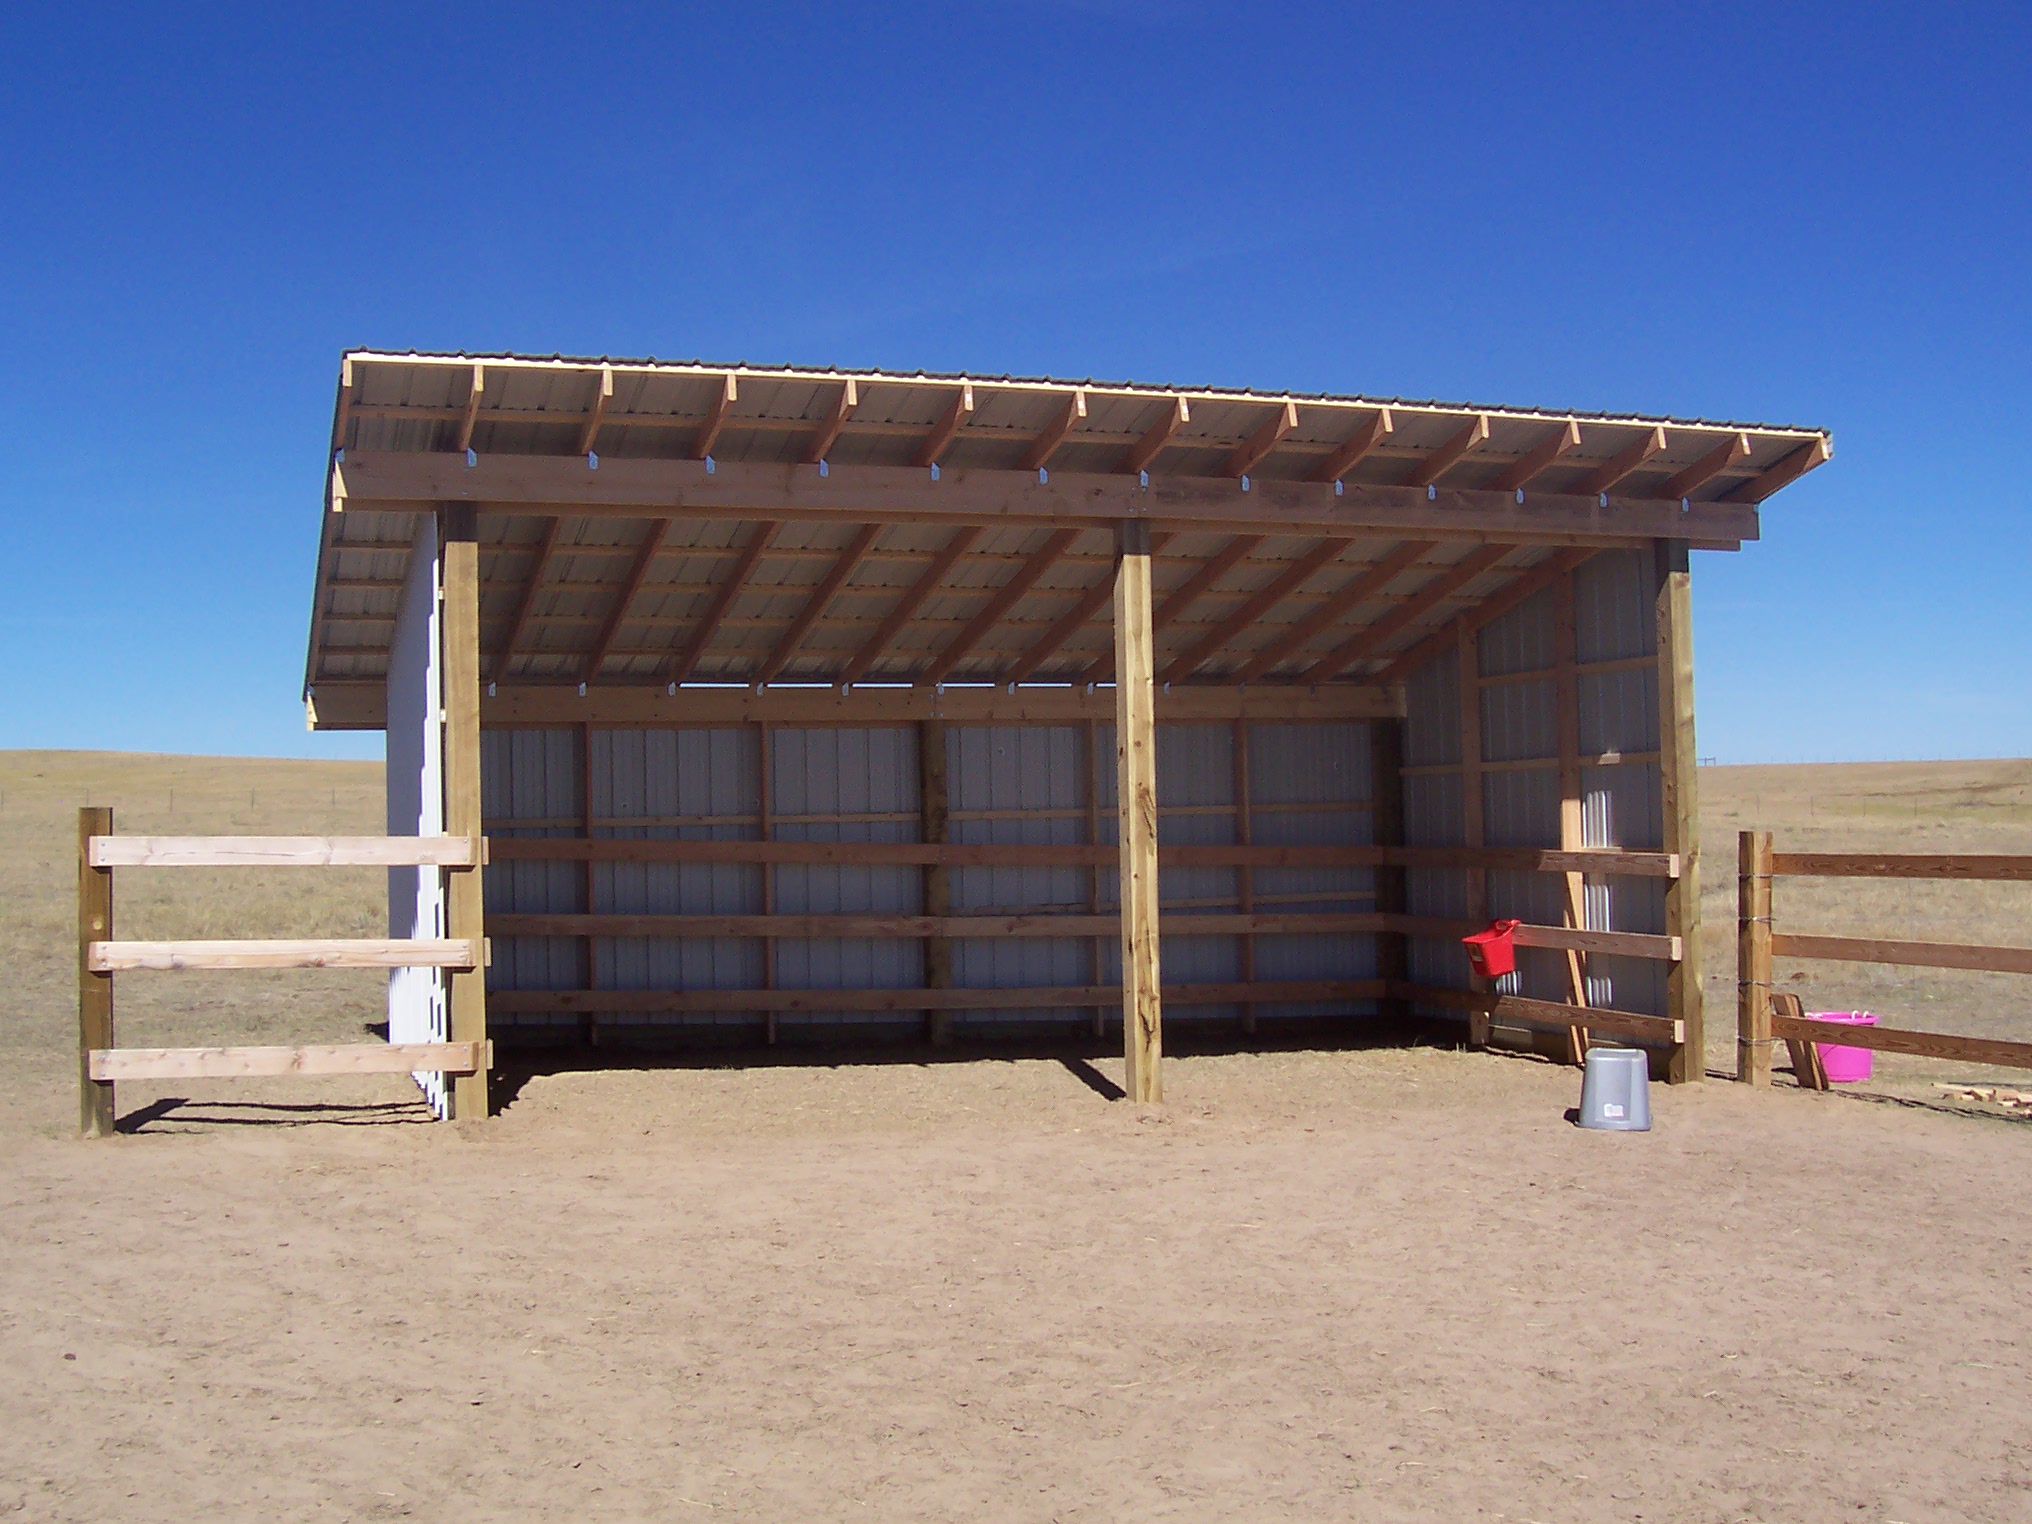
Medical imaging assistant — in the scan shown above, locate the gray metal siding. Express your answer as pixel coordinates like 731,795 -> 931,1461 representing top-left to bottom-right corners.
481,728 -> 584,1004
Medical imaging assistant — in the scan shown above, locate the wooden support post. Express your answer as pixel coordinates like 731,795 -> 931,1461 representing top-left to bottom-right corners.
1115,522 -> 1162,1103
440,506 -> 489,1119
1459,624 -> 1490,1047
758,723 -> 777,1046
78,806 -> 115,1137
1655,540 -> 1705,1083
1085,719 -> 1107,1040
920,720 -> 953,1044
1369,720 -> 1410,1023
1737,829 -> 1774,1086
579,721 -> 598,1049
1552,571 -> 1591,1066
1232,718 -> 1256,1036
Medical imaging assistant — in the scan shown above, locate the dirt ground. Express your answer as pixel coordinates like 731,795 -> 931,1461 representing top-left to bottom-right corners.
2,750 -> 2030,1521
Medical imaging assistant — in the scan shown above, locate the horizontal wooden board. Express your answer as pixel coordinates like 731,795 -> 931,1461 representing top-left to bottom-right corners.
1771,932 -> 2032,977
1398,982 -> 1683,1046
1770,1015 -> 2032,1072
89,938 -> 480,972
88,835 -> 482,869
88,1041 -> 488,1081
488,979 -> 1389,1016
1771,852 -> 2032,882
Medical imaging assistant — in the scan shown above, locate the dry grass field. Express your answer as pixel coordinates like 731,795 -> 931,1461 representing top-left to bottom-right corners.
1,748 -> 2029,1522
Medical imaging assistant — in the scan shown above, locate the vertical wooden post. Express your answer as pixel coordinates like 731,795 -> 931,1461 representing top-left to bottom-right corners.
440,506 -> 489,1119
1369,719 -> 1409,1022
758,722 -> 778,1047
1551,569 -> 1591,1065
78,806 -> 115,1137
1655,540 -> 1705,1083
1084,719 -> 1107,1040
920,719 -> 953,1045
1114,522 -> 1162,1104
1231,718 -> 1256,1037
1458,623 -> 1491,1047
1737,829 -> 1774,1085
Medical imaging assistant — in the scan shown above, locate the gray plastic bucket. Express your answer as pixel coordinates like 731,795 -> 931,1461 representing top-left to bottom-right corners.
1577,1046 -> 1651,1131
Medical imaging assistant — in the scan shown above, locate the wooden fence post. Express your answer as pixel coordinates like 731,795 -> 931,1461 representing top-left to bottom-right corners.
1737,829 -> 1774,1085
1655,542 -> 1705,1083
1115,522 -> 1162,1103
441,508 -> 489,1119
78,806 -> 116,1137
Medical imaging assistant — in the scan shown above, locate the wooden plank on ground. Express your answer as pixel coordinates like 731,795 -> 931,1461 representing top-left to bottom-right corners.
89,939 -> 479,972
1769,1014 -> 2032,1072
88,835 -> 482,868
89,1042 -> 488,1081
1770,853 -> 2032,882
488,980 -> 1389,1015
1769,932 -> 2032,976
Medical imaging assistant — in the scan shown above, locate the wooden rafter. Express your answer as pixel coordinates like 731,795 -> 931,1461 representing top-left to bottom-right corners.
1158,538 -> 1348,685
1654,432 -> 1751,500
920,528 -> 1080,684
1576,426 -> 1667,497
1491,419 -> 1582,493
1309,408 -> 1393,483
1019,388 -> 1086,472
911,384 -> 975,468
1220,401 -> 1298,478
1119,396 -> 1189,475
801,380 -> 859,465
1077,533 -> 1263,685
1402,414 -> 1491,488
581,521 -> 670,682
1721,436 -> 1830,503
491,518 -> 563,681
576,366 -> 614,455
1232,540 -> 1436,682
1299,544 -> 1514,683
1003,531 -> 1176,685
752,524 -> 881,684
453,363 -> 485,453
1378,547 -> 1595,683
836,526 -> 982,686
330,356 -> 355,453
692,373 -> 738,460
662,521 -> 779,683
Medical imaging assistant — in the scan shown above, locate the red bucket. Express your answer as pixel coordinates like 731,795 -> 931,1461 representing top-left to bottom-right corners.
1463,919 -> 1522,978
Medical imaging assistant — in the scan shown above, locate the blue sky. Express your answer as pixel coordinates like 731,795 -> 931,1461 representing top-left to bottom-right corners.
0,1 -> 2025,764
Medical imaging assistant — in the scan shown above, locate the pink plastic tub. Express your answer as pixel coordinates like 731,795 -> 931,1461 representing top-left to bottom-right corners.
1810,1011 -> 1879,1083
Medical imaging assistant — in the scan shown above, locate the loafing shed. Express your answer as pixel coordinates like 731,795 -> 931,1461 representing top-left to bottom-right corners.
302,350 -> 1831,1118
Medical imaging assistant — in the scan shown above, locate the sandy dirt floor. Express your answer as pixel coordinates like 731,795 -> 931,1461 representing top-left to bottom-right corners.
2,751 -> 2030,1521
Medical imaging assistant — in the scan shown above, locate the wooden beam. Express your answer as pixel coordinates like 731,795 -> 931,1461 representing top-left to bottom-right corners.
1377,548 -> 1596,683
1220,401 -> 1298,478
692,373 -> 738,460
89,836 -> 481,869
752,524 -> 880,684
1768,852 -> 2032,882
1655,540 -> 1703,1084
453,364 -> 485,453
78,807 -> 114,1137
919,528 -> 1080,684
1002,530 -> 1179,684
1019,388 -> 1085,472
1232,540 -> 1435,683
1402,414 -> 1490,488
1401,984 -> 1683,1048
581,520 -> 670,682
491,980 -> 1389,1016
1491,419 -> 1582,493
660,521 -> 779,682
1770,932 -> 2032,976
89,1042 -> 488,1081
1721,436 -> 1831,502
1157,537 -> 1349,684
1115,524 -> 1162,1103
1119,395 -> 1189,475
1769,1012 -> 2032,1072
911,383 -> 974,468
801,379 -> 859,464
90,938 -> 479,971
1577,426 -> 1668,497
1298,544 -> 1513,683
837,526 -> 981,686
576,366 -> 614,455
330,356 -> 355,453
1309,408 -> 1393,484
1552,569 -> 1590,1066
1737,829 -> 1774,1085
492,517 -> 562,681
1654,432 -> 1750,501
1079,533 -> 1263,685
442,515 -> 490,1118
334,450 -> 1767,546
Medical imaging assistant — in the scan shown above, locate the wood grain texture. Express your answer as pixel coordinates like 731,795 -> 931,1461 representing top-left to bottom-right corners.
77,807 -> 115,1138
489,981 -> 1389,1016
1737,831 -> 1774,1086
1769,1014 -> 2032,1072
89,1042 -> 487,1081
1115,541 -> 1163,1103
1655,548 -> 1704,1083
1400,984 -> 1682,1046
89,939 -> 480,972
1769,853 -> 2032,882
1770,932 -> 2032,976
442,526 -> 490,1118
89,836 -> 481,869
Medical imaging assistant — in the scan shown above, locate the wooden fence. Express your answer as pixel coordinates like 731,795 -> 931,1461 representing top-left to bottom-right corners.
77,807 -> 490,1135
1735,831 -> 2032,1087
